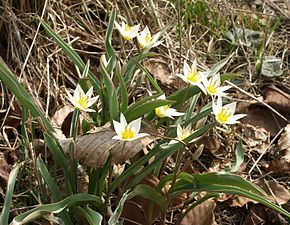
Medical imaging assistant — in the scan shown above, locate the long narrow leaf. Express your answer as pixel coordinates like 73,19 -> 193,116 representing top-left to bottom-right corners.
37,158 -> 73,224
0,63 -> 53,132
0,163 -> 22,225
77,206 -> 103,225
108,190 -> 130,225
11,194 -> 106,225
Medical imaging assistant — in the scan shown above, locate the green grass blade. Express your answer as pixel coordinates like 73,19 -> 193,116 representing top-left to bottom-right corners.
40,21 -> 102,96
229,140 -> 244,173
123,52 -> 156,84
129,184 -> 166,212
116,62 -> 128,112
105,9 -> 117,74
108,190 -> 130,225
0,163 -> 22,225
131,58 -> 163,93
77,206 -> 103,225
126,94 -> 162,113
126,123 -> 214,189
0,63 -> 53,132
11,194 -> 106,225
36,157 -> 73,224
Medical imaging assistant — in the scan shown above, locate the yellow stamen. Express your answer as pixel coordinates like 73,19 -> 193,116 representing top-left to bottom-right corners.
145,34 -> 153,44
217,107 -> 232,123
207,79 -> 219,95
186,69 -> 200,83
124,24 -> 132,32
155,105 -> 169,118
121,125 -> 135,139
77,94 -> 89,109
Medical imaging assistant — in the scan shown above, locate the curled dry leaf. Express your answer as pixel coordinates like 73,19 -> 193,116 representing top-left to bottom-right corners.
195,135 -> 224,157
144,58 -> 175,87
59,125 -> 156,167
238,123 -> 269,154
180,198 -> 216,225
278,124 -> 290,154
262,85 -> 290,115
240,104 -> 287,136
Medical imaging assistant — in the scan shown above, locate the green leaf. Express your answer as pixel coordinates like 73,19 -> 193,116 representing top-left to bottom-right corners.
207,54 -> 233,77
0,163 -> 22,225
129,184 -> 166,212
78,206 -> 103,225
131,58 -> 163,93
44,132 -> 72,194
126,123 -> 214,189
36,157 -> 73,224
11,194 -> 106,225
108,190 -> 130,225
105,9 -> 117,74
123,52 -> 156,84
100,61 -> 119,121
0,63 -> 54,132
40,21 -> 102,96
229,140 -> 244,173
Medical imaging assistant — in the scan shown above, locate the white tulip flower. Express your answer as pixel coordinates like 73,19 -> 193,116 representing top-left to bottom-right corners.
114,21 -> 140,41
212,97 -> 247,124
112,164 -> 126,177
67,84 -> 98,112
112,113 -> 149,141
168,124 -> 194,145
177,60 -> 207,94
155,94 -> 184,119
202,73 -> 231,97
137,26 -> 162,49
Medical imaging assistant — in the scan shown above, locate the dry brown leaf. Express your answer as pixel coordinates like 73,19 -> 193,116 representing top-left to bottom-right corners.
195,135 -> 224,157
144,59 -> 175,87
242,204 -> 288,225
0,152 -> 11,185
278,124 -> 290,157
59,125 -> 156,167
255,180 -> 290,205
267,158 -> 290,174
240,104 -> 287,136
180,199 -> 216,225
262,85 -> 290,115
121,175 -> 161,225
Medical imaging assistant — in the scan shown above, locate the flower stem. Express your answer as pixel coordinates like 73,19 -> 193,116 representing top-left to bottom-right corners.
69,109 -> 80,194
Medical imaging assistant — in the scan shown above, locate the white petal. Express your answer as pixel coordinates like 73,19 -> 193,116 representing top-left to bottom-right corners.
157,94 -> 166,100
177,124 -> 183,139
168,140 -> 178,145
191,59 -> 197,71
66,90 -> 75,105
218,85 -> 231,93
86,96 -> 98,108
166,108 -> 184,117
185,124 -> 192,133
113,120 -> 123,137
211,73 -> 221,85
84,108 -> 96,113
74,84 -> 85,98
120,113 -> 128,126
112,135 -> 122,140
129,117 -> 142,134
183,61 -> 191,76
86,86 -> 94,98
212,99 -> 220,115
152,40 -> 162,48
122,133 -> 149,141
114,21 -> 122,32
224,102 -> 237,114
196,82 -> 207,95
226,114 -> 247,124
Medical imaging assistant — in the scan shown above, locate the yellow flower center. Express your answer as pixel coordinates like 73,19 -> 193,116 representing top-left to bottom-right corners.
145,34 -> 153,44
77,94 -> 89,109
121,125 -> 135,139
207,79 -> 219,95
186,69 -> 200,83
155,105 -> 169,118
217,107 -> 233,123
